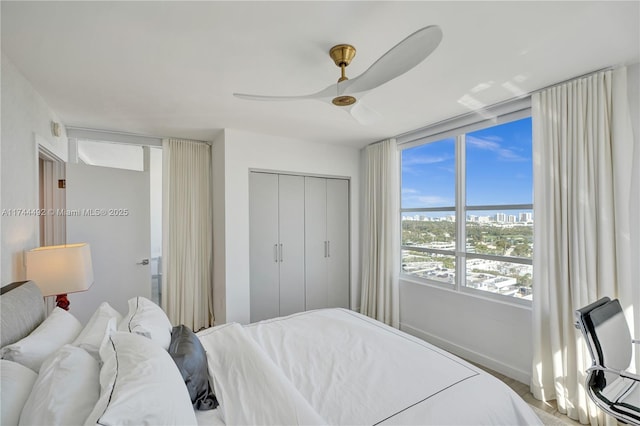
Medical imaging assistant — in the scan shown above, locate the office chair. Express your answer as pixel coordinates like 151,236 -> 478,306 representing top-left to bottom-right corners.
575,297 -> 640,425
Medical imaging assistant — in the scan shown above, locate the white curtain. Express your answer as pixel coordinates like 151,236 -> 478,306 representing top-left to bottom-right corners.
531,67 -> 638,425
162,138 -> 214,331
360,138 -> 400,328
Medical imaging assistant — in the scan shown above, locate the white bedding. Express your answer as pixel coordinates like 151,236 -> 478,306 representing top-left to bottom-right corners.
198,308 -> 541,425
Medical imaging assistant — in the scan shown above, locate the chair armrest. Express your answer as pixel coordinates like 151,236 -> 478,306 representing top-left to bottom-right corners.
587,366 -> 640,381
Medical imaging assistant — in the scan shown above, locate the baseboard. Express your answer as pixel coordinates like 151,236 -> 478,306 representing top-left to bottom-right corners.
400,322 -> 532,385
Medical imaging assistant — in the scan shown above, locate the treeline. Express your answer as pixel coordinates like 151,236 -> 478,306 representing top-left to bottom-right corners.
402,220 -> 533,258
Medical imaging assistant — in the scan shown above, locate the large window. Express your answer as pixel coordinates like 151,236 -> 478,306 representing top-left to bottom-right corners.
401,116 -> 533,303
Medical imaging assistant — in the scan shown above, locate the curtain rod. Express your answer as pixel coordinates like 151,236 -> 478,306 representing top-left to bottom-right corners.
380,65 -> 616,148
530,66 -> 613,95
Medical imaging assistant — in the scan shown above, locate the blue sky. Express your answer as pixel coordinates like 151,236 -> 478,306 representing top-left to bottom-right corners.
401,117 -> 532,209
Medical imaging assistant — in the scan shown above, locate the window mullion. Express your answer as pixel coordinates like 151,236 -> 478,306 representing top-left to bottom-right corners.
455,134 -> 466,292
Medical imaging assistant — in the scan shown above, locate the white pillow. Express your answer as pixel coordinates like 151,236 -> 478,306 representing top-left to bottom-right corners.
73,302 -> 122,359
19,345 -> 99,426
118,297 -> 172,350
1,307 -> 82,372
0,360 -> 38,426
84,331 -> 197,425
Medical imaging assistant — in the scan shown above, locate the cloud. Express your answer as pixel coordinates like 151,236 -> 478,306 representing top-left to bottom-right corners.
403,154 -> 451,166
402,154 -> 455,177
416,195 -> 452,206
402,188 -> 419,194
403,192 -> 453,208
466,135 -> 527,162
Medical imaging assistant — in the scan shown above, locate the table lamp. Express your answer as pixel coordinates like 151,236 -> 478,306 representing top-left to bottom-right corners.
25,243 -> 94,310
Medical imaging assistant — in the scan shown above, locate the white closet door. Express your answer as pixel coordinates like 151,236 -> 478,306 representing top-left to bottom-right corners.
304,177 -> 328,310
277,175 -> 305,316
326,179 -> 350,308
249,172 -> 280,322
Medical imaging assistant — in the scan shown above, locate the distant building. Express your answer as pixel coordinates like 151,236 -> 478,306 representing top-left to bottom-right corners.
495,212 -> 506,222
519,212 -> 533,222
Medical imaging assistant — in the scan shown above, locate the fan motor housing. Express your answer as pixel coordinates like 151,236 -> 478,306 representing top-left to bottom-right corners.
329,44 -> 356,67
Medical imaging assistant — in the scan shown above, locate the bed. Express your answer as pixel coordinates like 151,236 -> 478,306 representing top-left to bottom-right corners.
1,280 -> 542,425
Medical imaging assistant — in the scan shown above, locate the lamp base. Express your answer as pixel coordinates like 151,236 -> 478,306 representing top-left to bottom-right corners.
55,294 -> 70,310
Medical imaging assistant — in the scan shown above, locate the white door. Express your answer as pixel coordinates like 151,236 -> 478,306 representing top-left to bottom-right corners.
305,177 -> 328,310
66,163 -> 150,324
277,175 -> 305,316
326,179 -> 350,308
249,172 -> 280,322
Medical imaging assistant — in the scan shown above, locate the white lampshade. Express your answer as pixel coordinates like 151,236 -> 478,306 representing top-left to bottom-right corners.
25,243 -> 94,296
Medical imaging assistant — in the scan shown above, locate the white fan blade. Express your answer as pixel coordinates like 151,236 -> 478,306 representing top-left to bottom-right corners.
347,100 -> 381,125
234,82 -> 338,102
233,25 -> 441,125
233,93 -> 314,101
343,25 -> 442,95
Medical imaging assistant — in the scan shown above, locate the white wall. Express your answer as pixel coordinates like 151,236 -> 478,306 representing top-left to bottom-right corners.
1,54 -> 68,285
400,280 -> 533,383
213,128 -> 360,324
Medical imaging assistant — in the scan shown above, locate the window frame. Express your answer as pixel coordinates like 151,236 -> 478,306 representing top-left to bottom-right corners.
399,102 -> 533,306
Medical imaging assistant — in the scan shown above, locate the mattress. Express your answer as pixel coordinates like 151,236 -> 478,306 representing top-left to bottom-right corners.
197,308 -> 541,425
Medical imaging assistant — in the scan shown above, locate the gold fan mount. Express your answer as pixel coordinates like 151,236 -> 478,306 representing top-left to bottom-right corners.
329,44 -> 356,69
329,44 -> 357,106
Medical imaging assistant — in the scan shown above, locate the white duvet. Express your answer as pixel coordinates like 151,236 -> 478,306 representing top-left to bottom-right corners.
198,309 -> 541,425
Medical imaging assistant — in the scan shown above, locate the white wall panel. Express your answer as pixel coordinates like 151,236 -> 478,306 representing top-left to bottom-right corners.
399,279 -> 532,383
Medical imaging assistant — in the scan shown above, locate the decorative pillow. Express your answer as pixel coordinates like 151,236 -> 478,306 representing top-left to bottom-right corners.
118,297 -> 172,350
19,345 -> 99,426
169,325 -> 218,410
84,331 -> 197,425
0,307 -> 82,372
73,302 -> 122,360
0,360 -> 38,426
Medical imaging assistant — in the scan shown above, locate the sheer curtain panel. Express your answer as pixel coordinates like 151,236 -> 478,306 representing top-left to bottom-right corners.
531,67 -> 637,425
360,139 -> 400,328
162,138 -> 214,331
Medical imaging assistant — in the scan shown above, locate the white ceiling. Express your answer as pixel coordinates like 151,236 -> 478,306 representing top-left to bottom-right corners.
2,1 -> 639,149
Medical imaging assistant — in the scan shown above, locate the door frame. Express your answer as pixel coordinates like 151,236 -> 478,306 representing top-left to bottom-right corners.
36,134 -> 67,247
36,134 -> 67,313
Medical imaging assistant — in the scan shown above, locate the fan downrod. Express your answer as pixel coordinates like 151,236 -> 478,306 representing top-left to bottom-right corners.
329,44 -> 357,106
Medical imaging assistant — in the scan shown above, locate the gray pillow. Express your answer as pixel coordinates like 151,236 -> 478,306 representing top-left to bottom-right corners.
168,325 -> 218,410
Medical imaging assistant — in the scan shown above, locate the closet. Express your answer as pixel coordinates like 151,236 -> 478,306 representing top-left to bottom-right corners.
249,172 -> 349,322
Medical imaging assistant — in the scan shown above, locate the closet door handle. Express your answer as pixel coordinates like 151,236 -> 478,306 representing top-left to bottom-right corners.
324,241 -> 327,258
274,244 -> 278,263
279,244 -> 283,262
327,241 -> 331,258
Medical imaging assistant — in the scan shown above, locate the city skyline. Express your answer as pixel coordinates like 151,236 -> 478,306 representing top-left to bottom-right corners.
402,210 -> 533,224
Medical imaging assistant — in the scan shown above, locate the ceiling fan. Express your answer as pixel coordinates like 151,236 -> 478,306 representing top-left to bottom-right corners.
233,25 -> 443,125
